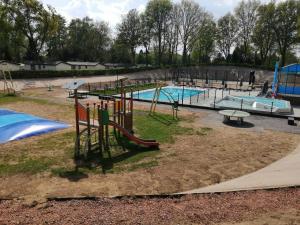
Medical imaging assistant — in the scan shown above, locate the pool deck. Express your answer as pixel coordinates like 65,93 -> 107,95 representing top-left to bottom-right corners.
179,143 -> 300,194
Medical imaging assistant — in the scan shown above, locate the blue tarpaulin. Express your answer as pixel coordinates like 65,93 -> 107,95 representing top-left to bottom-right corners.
0,109 -> 69,144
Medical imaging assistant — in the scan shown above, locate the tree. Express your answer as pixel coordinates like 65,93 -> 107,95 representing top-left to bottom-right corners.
117,9 -> 141,65
8,0 -> 59,60
234,0 -> 260,63
46,15 -> 67,60
0,0 -> 24,61
144,0 -> 172,65
252,3 -> 276,65
191,15 -> 216,64
271,0 -> 300,66
66,17 -> 110,62
216,13 -> 238,62
165,3 -> 180,64
178,0 -> 205,65
140,13 -> 152,66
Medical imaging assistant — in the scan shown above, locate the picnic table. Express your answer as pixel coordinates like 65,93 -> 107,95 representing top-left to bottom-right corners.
219,110 -> 250,124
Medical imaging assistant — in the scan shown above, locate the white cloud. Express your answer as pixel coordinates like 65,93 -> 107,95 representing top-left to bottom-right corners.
41,0 -> 137,29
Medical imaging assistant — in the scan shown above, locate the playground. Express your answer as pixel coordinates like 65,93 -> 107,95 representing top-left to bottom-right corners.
0,69 -> 300,224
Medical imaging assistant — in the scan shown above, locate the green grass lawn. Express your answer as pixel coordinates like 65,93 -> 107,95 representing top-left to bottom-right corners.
0,100 -> 195,177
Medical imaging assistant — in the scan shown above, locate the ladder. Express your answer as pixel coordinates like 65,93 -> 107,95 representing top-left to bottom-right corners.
0,70 -> 15,94
149,83 -> 163,115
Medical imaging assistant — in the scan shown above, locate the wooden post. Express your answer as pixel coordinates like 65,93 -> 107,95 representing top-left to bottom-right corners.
104,103 -> 109,151
74,89 -> 80,158
117,100 -> 121,137
97,104 -> 103,158
86,103 -> 91,154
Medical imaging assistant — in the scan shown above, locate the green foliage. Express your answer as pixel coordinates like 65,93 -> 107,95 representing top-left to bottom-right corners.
134,111 -> 193,143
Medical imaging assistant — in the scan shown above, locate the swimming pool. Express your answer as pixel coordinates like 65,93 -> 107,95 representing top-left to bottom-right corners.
132,86 -> 204,102
0,109 -> 69,144
214,96 -> 291,114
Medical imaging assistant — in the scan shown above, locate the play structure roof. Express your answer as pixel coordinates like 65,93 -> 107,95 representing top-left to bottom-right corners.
63,80 -> 85,90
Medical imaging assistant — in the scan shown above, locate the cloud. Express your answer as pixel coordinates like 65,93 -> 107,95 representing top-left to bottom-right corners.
41,0 -> 137,29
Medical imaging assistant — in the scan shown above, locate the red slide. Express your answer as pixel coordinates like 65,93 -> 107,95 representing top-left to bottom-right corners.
109,121 -> 159,148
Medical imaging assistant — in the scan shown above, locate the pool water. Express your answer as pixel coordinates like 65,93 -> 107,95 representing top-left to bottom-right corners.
215,96 -> 291,114
132,86 -> 204,102
238,96 -> 288,109
0,109 -> 69,144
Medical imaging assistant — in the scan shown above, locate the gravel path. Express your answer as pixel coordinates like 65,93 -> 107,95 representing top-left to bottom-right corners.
0,188 -> 299,225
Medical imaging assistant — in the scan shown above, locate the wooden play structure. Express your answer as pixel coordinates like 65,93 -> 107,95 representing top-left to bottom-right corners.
74,79 -> 159,159
0,70 -> 15,94
149,83 -> 179,119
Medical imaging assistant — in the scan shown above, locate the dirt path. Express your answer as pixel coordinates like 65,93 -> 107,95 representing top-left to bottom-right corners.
0,188 -> 299,225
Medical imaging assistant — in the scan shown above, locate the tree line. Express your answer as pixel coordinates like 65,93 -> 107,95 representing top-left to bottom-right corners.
0,0 -> 299,67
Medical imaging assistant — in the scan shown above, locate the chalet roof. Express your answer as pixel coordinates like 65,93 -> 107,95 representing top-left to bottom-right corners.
66,61 -> 101,66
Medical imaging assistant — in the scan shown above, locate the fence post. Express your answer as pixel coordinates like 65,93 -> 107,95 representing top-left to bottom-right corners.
138,89 -> 140,99
271,102 -> 273,114
213,89 -> 217,109
241,99 -> 243,110
208,89 -> 210,98
222,89 -> 224,99
190,94 -> 192,105
182,86 -> 184,105
197,92 -> 200,103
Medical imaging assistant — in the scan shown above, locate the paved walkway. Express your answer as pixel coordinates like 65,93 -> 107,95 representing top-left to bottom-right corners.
180,144 -> 300,194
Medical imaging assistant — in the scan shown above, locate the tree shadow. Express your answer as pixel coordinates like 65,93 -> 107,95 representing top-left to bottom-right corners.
149,113 -> 174,126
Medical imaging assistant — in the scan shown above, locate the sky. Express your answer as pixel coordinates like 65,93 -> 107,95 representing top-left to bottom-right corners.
40,0 -> 283,30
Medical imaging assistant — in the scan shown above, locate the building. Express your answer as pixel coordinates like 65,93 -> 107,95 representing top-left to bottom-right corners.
24,61 -> 105,71
0,60 -> 21,71
24,61 -> 72,71
66,61 -> 105,70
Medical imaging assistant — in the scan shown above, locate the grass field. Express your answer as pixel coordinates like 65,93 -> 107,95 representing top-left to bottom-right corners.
0,95 -> 193,176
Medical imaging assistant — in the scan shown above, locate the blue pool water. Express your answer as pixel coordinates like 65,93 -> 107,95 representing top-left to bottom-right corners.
133,86 -> 204,102
238,96 -> 288,108
0,109 -> 69,144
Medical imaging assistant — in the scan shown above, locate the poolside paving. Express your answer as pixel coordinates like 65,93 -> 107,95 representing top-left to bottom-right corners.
179,143 -> 300,194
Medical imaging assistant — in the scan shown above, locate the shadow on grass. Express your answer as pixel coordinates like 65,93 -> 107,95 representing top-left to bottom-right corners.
149,113 -> 175,126
54,135 -> 159,181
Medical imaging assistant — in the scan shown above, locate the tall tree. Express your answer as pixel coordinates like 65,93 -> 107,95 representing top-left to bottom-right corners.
271,0 -> 300,66
117,9 -> 141,65
144,0 -> 172,65
9,0 -> 59,60
165,3 -> 180,64
191,15 -> 216,64
178,0 -> 205,65
252,3 -> 276,65
67,17 -> 110,62
216,13 -> 238,62
234,0 -> 260,63
140,13 -> 152,66
46,15 -> 67,60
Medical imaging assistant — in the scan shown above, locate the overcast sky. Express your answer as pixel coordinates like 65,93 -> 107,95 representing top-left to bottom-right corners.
40,0 -> 284,29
